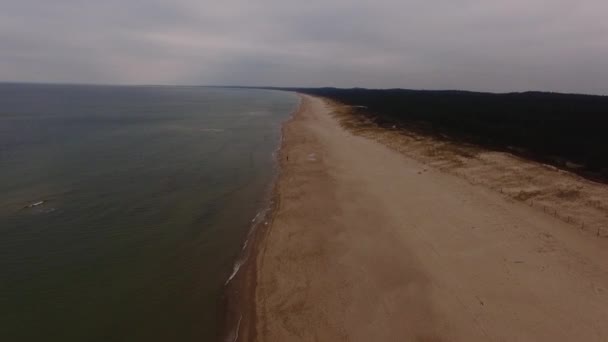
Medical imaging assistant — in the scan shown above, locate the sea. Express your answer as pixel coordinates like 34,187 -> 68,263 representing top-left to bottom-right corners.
0,84 -> 298,341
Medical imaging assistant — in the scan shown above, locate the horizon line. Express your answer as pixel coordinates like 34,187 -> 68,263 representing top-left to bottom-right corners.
0,81 -> 605,97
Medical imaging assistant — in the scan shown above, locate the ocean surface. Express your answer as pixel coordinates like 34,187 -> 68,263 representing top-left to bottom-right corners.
0,84 -> 298,341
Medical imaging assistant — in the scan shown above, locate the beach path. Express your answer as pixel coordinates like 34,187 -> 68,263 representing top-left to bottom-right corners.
254,95 -> 608,341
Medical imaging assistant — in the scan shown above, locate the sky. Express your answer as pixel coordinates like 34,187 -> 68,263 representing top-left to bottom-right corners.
1,0 -> 608,94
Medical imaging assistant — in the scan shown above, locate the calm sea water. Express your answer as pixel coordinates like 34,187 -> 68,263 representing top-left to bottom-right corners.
0,84 -> 297,341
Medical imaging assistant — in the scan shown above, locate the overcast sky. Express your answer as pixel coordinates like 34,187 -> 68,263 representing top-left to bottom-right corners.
1,0 -> 607,93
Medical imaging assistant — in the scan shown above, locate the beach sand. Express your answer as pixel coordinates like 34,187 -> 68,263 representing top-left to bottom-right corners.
242,95 -> 608,341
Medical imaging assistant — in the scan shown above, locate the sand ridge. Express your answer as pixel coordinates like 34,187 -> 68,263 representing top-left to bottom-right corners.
251,95 -> 608,341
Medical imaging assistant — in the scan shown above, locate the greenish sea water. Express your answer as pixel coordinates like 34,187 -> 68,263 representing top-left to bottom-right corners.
0,84 -> 297,341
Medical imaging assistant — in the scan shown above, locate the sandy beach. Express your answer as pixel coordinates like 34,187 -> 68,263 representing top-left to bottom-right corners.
243,95 -> 608,341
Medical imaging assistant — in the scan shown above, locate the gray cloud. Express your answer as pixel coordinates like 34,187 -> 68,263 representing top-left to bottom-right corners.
1,0 -> 607,93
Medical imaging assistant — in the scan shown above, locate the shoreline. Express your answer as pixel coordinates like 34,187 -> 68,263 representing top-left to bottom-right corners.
221,95 -> 302,342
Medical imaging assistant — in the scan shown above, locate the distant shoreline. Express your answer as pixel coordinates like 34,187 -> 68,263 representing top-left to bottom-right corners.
286,87 -> 608,183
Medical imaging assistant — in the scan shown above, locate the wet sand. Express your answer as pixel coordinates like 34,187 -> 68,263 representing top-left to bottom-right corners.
246,95 -> 608,341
